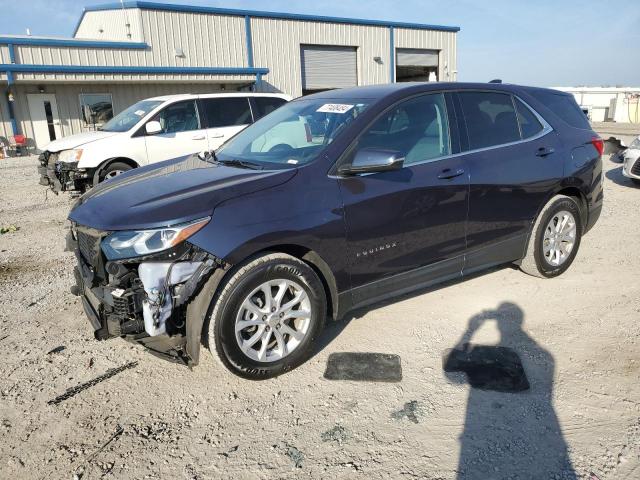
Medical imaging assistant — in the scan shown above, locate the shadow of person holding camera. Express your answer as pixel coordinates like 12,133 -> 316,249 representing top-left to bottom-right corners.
444,302 -> 576,479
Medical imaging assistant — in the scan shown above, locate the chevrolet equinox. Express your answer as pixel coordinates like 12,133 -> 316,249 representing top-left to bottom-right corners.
67,83 -> 604,379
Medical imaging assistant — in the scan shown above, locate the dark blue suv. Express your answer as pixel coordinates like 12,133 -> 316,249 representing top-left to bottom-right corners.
68,82 -> 603,379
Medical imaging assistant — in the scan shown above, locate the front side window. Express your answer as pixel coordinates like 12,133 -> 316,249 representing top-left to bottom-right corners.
459,92 -> 520,149
355,93 -> 450,165
217,99 -> 370,167
80,93 -> 113,127
153,100 -> 200,134
101,99 -> 162,133
202,97 -> 252,128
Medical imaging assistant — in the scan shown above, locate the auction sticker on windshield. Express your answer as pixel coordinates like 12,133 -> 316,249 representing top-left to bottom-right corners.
317,104 -> 354,114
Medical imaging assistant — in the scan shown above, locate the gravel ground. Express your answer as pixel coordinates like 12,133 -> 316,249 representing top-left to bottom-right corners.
0,154 -> 638,480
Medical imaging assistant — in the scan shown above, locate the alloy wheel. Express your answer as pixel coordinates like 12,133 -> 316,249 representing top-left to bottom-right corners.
234,279 -> 311,362
542,210 -> 576,267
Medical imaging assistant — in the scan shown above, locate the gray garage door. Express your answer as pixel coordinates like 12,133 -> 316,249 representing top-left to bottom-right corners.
396,48 -> 439,67
301,45 -> 357,91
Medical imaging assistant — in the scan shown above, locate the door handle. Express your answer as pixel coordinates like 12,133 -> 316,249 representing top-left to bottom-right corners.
192,134 -> 206,140
209,133 -> 225,138
536,147 -> 555,157
437,168 -> 465,180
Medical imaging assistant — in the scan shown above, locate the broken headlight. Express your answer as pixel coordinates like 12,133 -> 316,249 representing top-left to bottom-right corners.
58,149 -> 83,163
101,217 -> 210,260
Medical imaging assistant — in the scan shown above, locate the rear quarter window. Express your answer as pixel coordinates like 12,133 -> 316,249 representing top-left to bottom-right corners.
528,90 -> 591,129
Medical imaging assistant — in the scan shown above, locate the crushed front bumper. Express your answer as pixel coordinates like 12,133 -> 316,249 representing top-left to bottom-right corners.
38,151 -> 93,194
67,225 -> 222,365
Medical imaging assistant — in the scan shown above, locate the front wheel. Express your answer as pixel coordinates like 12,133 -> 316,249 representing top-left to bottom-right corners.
207,253 -> 327,379
520,195 -> 583,278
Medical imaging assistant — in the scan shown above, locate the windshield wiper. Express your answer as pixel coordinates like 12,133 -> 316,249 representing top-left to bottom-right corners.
216,158 -> 263,170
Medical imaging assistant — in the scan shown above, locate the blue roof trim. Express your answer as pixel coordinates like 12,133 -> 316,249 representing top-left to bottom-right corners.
0,64 -> 269,75
81,1 -> 461,32
0,36 -> 148,49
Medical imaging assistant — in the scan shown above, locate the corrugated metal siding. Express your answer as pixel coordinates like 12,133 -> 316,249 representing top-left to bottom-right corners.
75,9 -> 144,41
9,83 -> 236,144
394,28 -> 457,81
0,45 -> 10,64
140,10 -> 247,68
251,18 -> 389,96
11,10 -> 248,82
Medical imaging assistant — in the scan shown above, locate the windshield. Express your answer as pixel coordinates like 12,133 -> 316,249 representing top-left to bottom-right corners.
101,100 -> 163,132
216,99 -> 371,167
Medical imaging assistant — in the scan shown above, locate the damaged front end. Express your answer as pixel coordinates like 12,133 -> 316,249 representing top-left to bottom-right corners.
38,151 -> 93,195
67,218 -> 225,365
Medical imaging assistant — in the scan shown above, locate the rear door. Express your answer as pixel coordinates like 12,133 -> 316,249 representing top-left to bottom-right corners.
454,90 -> 562,272
143,100 -> 207,163
200,96 -> 253,150
338,92 -> 469,307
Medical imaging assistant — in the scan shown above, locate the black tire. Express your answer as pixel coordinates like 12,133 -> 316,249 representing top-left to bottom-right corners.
520,195 -> 583,278
631,178 -> 640,186
98,161 -> 133,183
207,253 -> 326,380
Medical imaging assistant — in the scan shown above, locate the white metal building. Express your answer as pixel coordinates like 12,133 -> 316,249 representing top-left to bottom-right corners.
0,1 -> 459,151
555,86 -> 640,123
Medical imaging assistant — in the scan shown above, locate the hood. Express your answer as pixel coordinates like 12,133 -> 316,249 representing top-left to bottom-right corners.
45,130 -> 120,152
68,154 -> 297,231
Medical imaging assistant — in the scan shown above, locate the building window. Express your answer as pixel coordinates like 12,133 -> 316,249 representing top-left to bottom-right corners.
395,48 -> 439,82
79,93 -> 113,127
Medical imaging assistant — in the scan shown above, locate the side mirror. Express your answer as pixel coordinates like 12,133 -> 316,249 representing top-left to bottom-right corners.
145,120 -> 162,135
339,148 -> 404,175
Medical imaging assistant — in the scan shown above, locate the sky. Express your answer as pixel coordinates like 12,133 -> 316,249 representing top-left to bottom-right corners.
0,0 -> 638,87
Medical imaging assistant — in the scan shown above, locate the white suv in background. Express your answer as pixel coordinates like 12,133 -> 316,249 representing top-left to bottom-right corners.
37,92 -> 291,194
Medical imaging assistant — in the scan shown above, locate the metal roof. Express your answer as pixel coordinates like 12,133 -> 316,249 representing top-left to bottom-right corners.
75,1 -> 461,36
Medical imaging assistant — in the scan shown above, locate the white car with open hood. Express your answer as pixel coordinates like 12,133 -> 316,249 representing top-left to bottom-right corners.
37,92 -> 290,194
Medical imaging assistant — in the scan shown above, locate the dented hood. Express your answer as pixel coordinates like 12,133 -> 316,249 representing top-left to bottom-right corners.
68,154 -> 296,231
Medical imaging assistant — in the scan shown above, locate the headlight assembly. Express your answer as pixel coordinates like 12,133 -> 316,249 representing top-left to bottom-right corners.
58,149 -> 83,163
101,217 -> 210,260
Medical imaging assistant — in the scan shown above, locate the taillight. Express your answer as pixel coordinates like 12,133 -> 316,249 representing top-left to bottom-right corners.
591,136 -> 604,156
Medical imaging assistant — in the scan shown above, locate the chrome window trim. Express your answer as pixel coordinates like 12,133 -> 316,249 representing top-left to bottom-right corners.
332,92 -> 554,177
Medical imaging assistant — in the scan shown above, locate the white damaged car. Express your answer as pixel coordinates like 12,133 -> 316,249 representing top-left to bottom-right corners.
38,92 -> 290,194
622,135 -> 640,186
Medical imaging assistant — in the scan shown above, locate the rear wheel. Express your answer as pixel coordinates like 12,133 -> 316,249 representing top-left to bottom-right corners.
98,161 -> 133,183
207,253 -> 326,379
520,195 -> 583,278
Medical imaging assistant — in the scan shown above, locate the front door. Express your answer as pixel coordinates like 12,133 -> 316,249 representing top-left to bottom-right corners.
27,94 -> 62,150
144,100 -> 208,164
199,96 -> 253,150
338,93 -> 468,308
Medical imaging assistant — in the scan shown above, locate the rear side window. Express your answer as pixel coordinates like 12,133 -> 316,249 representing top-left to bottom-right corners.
528,90 -> 591,129
514,98 -> 543,138
459,92 -> 520,149
253,97 -> 287,120
202,97 -> 252,128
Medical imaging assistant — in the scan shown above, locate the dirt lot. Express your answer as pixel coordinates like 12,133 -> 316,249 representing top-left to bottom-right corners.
0,154 -> 638,480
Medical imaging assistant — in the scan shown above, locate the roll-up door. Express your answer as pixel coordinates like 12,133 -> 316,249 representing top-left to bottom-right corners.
395,48 -> 439,83
396,48 -> 439,67
301,45 -> 357,94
